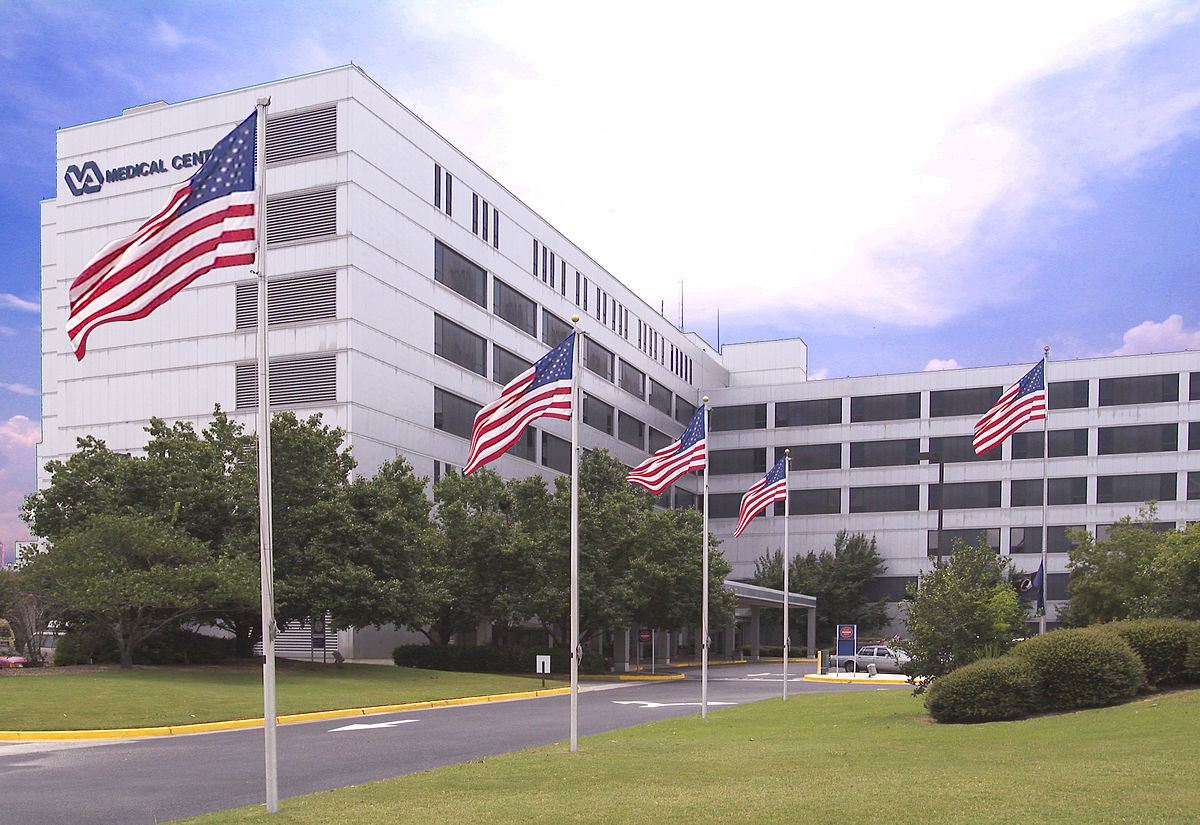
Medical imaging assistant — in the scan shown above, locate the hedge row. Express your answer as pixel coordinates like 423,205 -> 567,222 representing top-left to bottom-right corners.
926,618 -> 1200,723
392,644 -> 606,675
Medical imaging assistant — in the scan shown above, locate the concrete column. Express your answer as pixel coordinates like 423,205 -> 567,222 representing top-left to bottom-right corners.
749,607 -> 761,661
723,625 -> 736,660
614,629 -> 631,673
807,607 -> 817,657
476,620 -> 492,646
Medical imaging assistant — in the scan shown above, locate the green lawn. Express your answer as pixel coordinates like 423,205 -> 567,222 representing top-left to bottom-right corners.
0,663 -> 561,730
177,687 -> 1200,825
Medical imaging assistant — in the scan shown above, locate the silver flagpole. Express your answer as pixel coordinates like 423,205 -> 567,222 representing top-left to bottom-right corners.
701,397 -> 710,719
252,96 -> 279,814
1039,345 -> 1050,635
782,450 -> 790,701
569,317 -> 581,752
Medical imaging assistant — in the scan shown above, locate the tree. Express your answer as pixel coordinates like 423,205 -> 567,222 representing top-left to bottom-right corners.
22,514 -> 255,668
1064,506 -> 1162,626
0,568 -> 52,664
1132,522 -> 1200,620
751,531 -> 889,647
899,539 -> 1029,689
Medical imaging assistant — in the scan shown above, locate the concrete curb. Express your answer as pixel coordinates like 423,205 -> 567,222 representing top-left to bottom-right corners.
0,686 -> 572,742
803,673 -> 920,686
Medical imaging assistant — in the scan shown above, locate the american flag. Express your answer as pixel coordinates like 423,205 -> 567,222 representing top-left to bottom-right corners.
733,455 -> 788,537
464,332 -> 575,474
67,111 -> 258,360
973,360 -> 1047,455
626,404 -> 706,495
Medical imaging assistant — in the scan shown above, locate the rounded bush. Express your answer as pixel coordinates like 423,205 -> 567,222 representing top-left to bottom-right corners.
1011,628 -> 1144,712
1184,624 -> 1200,683
924,656 -> 1037,723
1092,618 -> 1198,687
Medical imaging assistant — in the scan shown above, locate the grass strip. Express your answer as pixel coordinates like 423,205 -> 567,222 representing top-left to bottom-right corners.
0,663 -> 562,730
176,687 -> 1200,825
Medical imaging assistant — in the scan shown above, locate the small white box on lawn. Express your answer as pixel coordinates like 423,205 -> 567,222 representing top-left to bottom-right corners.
536,655 -> 551,674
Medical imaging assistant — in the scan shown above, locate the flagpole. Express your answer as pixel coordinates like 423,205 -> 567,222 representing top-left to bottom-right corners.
782,450 -> 790,701
569,317 -> 581,752
701,397 -> 710,720
1039,345 -> 1049,635
252,96 -> 279,814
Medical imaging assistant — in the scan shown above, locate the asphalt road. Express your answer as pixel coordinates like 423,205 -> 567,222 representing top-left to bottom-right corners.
0,663 -> 902,825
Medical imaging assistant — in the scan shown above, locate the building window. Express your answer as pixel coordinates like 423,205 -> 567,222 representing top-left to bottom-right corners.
786,488 -> 841,515
434,240 -> 486,306
929,386 -> 1003,418
1097,423 -> 1178,455
1189,471 -> 1200,500
1050,380 -> 1089,409
675,396 -> 697,426
1011,429 -> 1088,460
507,427 -> 535,462
850,485 -> 919,513
472,192 -> 478,234
1191,422 -> 1200,450
1097,473 -> 1177,503
929,481 -> 1002,510
434,163 -> 441,209
850,392 -> 920,422
928,435 -> 1000,463
775,398 -> 841,427
583,395 -> 614,435
709,448 -> 766,476
710,404 -> 767,431
1098,373 -> 1178,406
584,339 -> 614,382
1011,526 -> 1082,554
542,432 -> 571,473
1010,479 -> 1042,508
493,207 -> 499,249
1048,477 -> 1087,505
648,379 -> 672,416
674,489 -> 698,510
541,310 -> 572,348
618,361 -> 645,399
648,427 -> 672,453
618,412 -> 645,449
434,315 -> 487,376
775,443 -> 841,471
1191,372 -> 1200,401
930,528 -> 999,555
493,279 -> 537,336
433,388 -> 479,439
492,346 -> 531,386
850,439 -> 920,468
444,172 -> 452,215
708,494 -> 744,520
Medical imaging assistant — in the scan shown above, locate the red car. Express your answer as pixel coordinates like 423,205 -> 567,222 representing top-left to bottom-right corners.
0,647 -> 27,668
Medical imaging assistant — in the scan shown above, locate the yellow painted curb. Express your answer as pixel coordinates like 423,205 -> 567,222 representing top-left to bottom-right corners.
614,673 -> 684,681
803,673 -> 920,686
0,686 -> 572,742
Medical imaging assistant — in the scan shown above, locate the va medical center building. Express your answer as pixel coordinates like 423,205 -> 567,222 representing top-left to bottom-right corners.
40,66 -> 1200,656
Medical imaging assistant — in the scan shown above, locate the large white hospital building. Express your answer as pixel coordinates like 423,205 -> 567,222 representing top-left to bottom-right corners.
41,66 -> 1200,657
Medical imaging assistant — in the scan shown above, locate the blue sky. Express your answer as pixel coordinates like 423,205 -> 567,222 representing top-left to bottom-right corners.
4,1 -> 1200,553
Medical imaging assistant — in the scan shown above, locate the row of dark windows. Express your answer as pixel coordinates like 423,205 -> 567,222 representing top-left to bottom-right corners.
707,424 -> 1190,475
719,374 -> 1197,431
471,192 -> 500,249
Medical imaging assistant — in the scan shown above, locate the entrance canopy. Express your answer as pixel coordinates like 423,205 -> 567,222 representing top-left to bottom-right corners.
725,579 -> 816,610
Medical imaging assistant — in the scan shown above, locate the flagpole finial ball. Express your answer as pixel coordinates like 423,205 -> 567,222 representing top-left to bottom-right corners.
702,396 -> 709,403
571,315 -> 579,324
784,449 -> 790,455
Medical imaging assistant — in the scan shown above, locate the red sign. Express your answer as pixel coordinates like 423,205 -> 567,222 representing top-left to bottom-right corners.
839,625 -> 854,639
638,629 -> 652,643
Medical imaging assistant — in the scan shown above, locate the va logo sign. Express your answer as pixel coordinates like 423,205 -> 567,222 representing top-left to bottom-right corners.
64,161 -> 103,196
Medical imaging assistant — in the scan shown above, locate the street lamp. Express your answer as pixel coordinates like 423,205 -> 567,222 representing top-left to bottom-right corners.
917,450 -> 944,567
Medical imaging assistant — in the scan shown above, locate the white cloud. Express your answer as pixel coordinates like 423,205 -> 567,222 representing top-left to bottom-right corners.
150,19 -> 202,52
0,326 -> 14,336
1,383 -> 37,397
0,294 -> 38,312
377,1 -> 1200,331
1109,314 -> 1200,355
0,415 -> 39,548
924,359 -> 962,371
807,368 -> 830,381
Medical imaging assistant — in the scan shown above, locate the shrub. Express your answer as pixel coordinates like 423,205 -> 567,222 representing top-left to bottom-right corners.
1185,624 -> 1200,683
924,656 -> 1038,723
53,622 -> 232,666
1091,618 -> 1197,687
1011,628 -> 1144,712
392,644 -> 605,675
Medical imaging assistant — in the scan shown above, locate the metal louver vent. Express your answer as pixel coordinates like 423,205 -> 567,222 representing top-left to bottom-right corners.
265,105 -> 337,164
266,188 -> 336,245
236,354 -> 336,408
235,272 -> 337,329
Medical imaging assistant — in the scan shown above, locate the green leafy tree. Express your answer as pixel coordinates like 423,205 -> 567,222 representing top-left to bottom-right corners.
629,507 -> 734,633
1132,522 -> 1200,620
899,539 -> 1029,689
751,531 -> 889,646
1064,506 -> 1162,626
22,514 -> 255,668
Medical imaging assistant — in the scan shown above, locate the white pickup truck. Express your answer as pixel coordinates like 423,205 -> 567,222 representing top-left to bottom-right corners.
829,644 -> 909,674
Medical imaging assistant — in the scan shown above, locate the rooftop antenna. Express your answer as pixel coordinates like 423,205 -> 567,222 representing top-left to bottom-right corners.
679,280 -> 684,331
716,308 -> 721,353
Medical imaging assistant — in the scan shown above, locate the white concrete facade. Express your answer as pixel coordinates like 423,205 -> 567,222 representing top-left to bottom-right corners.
41,66 -> 1200,652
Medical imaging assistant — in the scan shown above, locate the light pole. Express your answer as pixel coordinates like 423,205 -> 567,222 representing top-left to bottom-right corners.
917,450 -> 944,567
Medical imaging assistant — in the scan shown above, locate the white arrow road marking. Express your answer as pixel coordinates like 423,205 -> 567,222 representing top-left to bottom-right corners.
329,719 -> 420,732
612,700 -> 735,709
